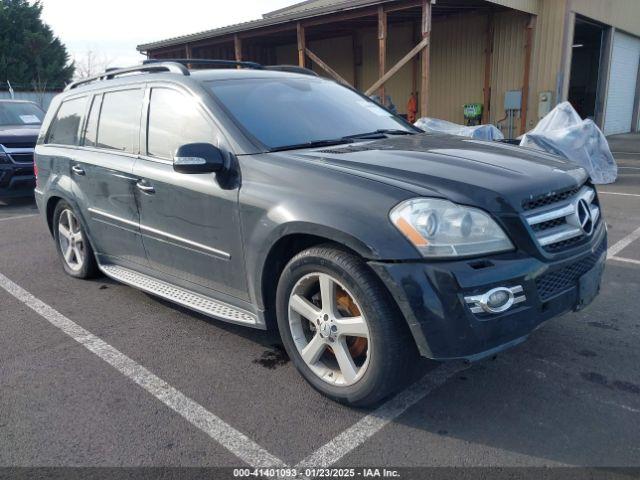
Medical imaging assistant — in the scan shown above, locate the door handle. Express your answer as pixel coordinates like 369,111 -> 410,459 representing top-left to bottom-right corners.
71,165 -> 85,176
136,180 -> 155,194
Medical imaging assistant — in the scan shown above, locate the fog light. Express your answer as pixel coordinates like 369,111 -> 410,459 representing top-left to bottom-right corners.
465,286 -> 526,314
487,290 -> 510,309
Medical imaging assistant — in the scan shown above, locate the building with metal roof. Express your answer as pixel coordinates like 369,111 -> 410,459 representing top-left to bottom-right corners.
138,0 -> 640,136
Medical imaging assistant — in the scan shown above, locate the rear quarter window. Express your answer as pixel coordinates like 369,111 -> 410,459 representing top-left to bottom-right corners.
46,97 -> 87,146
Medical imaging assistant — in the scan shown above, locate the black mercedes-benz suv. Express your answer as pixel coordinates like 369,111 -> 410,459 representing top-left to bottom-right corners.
0,100 -> 44,200
34,60 -> 606,406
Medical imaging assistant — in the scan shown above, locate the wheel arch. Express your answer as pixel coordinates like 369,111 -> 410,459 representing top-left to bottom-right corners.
257,228 -> 374,323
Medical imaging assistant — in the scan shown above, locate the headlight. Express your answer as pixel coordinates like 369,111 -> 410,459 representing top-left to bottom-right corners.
390,198 -> 514,258
0,150 -> 9,164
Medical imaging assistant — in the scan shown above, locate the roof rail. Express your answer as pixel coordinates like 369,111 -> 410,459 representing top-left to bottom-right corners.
65,62 -> 189,91
264,65 -> 319,77
143,58 -> 264,70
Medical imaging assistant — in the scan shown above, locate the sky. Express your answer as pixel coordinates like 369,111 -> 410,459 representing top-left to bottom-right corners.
38,0 -> 299,70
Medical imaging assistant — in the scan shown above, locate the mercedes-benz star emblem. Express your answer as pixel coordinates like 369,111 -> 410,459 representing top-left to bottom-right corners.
576,199 -> 594,235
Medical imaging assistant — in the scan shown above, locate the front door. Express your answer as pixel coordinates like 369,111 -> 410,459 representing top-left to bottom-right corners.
133,85 -> 248,300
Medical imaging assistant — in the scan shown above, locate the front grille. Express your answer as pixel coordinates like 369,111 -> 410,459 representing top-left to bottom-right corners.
531,217 -> 566,232
523,187 -> 580,211
523,185 -> 600,253
536,240 -> 606,301
0,144 -> 35,164
8,152 -> 34,164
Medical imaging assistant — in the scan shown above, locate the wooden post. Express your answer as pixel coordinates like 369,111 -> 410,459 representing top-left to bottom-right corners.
234,34 -> 242,63
420,0 -> 431,117
185,44 -> 192,59
378,6 -> 387,105
297,22 -> 306,67
482,13 -> 495,125
520,15 -> 535,134
365,36 -> 429,96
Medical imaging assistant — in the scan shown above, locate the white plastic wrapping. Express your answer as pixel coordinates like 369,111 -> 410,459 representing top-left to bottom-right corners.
520,102 -> 617,184
414,117 -> 505,141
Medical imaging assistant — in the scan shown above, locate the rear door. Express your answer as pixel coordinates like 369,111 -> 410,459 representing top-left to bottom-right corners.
71,87 -> 147,266
132,84 -> 248,300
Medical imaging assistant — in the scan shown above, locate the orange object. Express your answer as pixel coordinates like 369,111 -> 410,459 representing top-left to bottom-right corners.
407,93 -> 418,123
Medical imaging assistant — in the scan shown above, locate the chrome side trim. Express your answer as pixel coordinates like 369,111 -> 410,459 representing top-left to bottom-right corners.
87,207 -> 231,260
139,224 -> 231,260
99,263 -> 259,326
88,207 -> 138,228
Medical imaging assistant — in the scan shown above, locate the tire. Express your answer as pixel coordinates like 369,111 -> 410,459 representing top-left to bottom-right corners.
276,245 -> 417,407
53,201 -> 99,279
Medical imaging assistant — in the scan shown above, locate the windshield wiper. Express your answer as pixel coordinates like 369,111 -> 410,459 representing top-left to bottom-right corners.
270,138 -> 354,152
342,129 -> 415,140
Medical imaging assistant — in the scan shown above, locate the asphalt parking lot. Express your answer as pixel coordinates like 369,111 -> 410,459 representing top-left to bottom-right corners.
1,147 -> 639,472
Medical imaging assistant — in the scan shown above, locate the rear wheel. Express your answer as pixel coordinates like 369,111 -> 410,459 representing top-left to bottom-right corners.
276,245 -> 416,407
53,201 -> 99,279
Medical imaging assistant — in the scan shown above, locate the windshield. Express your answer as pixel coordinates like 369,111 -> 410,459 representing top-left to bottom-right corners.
0,102 -> 44,127
207,77 -> 414,150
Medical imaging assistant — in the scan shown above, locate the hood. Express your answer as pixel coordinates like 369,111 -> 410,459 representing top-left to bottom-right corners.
287,133 -> 585,214
0,125 -> 41,147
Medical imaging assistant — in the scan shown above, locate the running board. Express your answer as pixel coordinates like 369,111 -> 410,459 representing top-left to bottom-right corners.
99,264 -> 260,326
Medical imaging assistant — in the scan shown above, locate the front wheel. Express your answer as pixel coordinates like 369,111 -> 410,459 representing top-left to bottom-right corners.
53,201 -> 99,279
276,245 -> 416,407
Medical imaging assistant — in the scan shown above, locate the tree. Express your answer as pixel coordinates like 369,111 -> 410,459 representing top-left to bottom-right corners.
74,50 -> 114,80
0,0 -> 74,90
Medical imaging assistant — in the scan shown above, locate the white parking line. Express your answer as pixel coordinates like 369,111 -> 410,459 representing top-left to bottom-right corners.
599,191 -> 640,198
296,361 -> 468,468
609,256 -> 640,266
607,226 -> 640,258
618,166 -> 640,171
0,214 -> 38,222
0,271 -> 286,468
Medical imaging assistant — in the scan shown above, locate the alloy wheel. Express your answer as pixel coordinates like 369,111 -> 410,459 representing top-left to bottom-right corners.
58,209 -> 86,272
288,272 -> 370,386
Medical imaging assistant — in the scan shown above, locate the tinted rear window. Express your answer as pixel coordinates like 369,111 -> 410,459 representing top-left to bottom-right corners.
46,97 -> 87,146
95,89 -> 144,153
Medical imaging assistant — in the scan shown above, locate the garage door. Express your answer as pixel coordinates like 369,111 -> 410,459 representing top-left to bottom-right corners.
604,31 -> 640,135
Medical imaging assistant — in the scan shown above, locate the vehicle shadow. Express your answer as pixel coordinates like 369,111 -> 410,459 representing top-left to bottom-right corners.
386,273 -> 640,467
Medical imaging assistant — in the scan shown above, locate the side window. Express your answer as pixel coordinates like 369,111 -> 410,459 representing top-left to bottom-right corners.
83,94 -> 103,147
96,89 -> 144,153
147,88 -> 215,160
46,97 -> 87,146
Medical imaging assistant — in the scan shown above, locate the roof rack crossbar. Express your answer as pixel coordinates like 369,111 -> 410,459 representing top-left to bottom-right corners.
65,62 -> 190,91
143,58 -> 264,69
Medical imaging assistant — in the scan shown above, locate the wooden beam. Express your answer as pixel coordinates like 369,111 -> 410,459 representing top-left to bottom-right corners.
378,6 -> 387,104
297,22 -> 306,67
482,13 -> 495,125
520,15 -> 535,134
420,0 -> 431,117
234,34 -> 242,62
365,35 -> 429,96
384,0 -> 423,13
305,48 -> 351,86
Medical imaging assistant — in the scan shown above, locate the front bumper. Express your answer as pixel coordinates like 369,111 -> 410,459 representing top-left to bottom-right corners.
0,164 -> 35,198
370,223 -> 607,361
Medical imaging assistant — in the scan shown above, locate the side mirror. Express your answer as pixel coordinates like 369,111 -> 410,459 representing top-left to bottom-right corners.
173,143 -> 225,174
